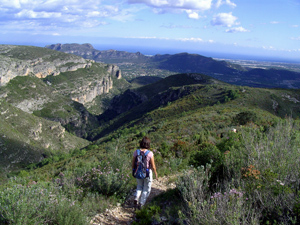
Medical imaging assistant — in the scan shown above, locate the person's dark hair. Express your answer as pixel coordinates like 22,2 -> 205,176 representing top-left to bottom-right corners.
140,136 -> 151,149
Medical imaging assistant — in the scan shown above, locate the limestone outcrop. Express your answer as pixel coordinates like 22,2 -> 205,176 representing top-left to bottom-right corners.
0,45 -> 92,86
0,45 -> 122,107
71,76 -> 113,104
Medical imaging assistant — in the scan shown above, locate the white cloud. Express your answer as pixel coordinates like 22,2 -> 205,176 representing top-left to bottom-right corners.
226,26 -> 249,33
270,21 -> 280,24
1,0 -> 22,8
291,36 -> 300,41
215,0 -> 236,8
211,12 -> 238,27
161,24 -> 193,29
16,9 -> 61,18
87,11 -> 101,17
0,0 -> 117,32
179,37 -> 203,42
128,0 -> 213,10
126,36 -> 213,43
186,10 -> 199,19
262,46 -> 276,50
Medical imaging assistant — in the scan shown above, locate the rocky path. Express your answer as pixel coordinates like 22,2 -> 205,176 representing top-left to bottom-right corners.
90,176 -> 176,225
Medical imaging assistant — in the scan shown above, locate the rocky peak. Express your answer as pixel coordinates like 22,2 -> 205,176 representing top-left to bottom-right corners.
46,43 -> 148,62
46,43 -> 63,51
81,43 -> 94,49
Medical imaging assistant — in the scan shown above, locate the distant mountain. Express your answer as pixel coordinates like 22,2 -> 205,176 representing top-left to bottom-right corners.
46,43 -> 300,89
152,52 -> 245,73
46,43 -> 148,62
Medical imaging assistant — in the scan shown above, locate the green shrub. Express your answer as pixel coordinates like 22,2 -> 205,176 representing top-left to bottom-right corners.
0,180 -> 88,225
224,119 -> 300,224
133,205 -> 161,225
177,167 -> 259,225
76,165 -> 130,198
234,111 -> 257,125
189,143 -> 223,170
193,131 -> 208,145
216,131 -> 242,153
159,141 -> 170,157
227,89 -> 240,100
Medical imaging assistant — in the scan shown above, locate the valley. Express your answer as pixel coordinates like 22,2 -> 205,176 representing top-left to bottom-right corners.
220,58 -> 300,72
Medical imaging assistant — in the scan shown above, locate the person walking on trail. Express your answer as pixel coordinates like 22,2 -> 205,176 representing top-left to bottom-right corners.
132,136 -> 158,208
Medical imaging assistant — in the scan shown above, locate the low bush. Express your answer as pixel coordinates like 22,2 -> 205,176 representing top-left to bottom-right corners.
0,180 -> 88,225
76,164 -> 131,198
234,111 -> 257,125
189,143 -> 223,171
177,167 -> 260,225
133,205 -> 161,225
175,119 -> 300,224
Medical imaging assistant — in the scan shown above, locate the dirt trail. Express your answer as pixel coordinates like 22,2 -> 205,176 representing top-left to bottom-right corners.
90,176 -> 176,225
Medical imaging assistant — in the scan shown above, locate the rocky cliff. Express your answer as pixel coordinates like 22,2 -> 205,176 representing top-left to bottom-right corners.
0,45 -> 122,107
0,45 -> 94,86
0,45 -> 127,170
0,45 -> 126,151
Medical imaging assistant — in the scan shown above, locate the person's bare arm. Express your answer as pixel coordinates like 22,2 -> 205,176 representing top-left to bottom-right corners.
150,155 -> 158,179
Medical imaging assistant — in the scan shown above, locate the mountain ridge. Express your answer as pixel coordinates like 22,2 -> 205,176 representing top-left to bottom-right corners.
46,43 -> 300,89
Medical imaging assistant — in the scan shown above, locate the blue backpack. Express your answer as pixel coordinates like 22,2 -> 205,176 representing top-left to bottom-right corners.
133,149 -> 150,179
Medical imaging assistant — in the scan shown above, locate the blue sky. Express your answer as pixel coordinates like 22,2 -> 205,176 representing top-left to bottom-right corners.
1,0 -> 299,61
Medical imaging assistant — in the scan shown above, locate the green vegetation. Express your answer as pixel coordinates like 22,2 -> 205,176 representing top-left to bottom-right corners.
0,45 -> 69,61
2,45 -> 300,224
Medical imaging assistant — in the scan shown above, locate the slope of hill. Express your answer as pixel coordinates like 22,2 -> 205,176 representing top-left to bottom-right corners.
129,76 -> 163,88
0,98 -> 89,172
153,52 -> 245,73
0,45 -> 131,171
89,72 -> 300,142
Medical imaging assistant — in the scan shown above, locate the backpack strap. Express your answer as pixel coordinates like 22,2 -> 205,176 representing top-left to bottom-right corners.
136,149 -> 141,155
144,150 -> 150,156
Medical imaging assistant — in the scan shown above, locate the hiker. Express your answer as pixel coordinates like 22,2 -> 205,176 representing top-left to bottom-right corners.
132,136 -> 158,207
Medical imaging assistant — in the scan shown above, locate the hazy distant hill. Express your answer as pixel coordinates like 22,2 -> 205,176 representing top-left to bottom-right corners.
46,43 -> 300,89
46,43 -> 148,63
